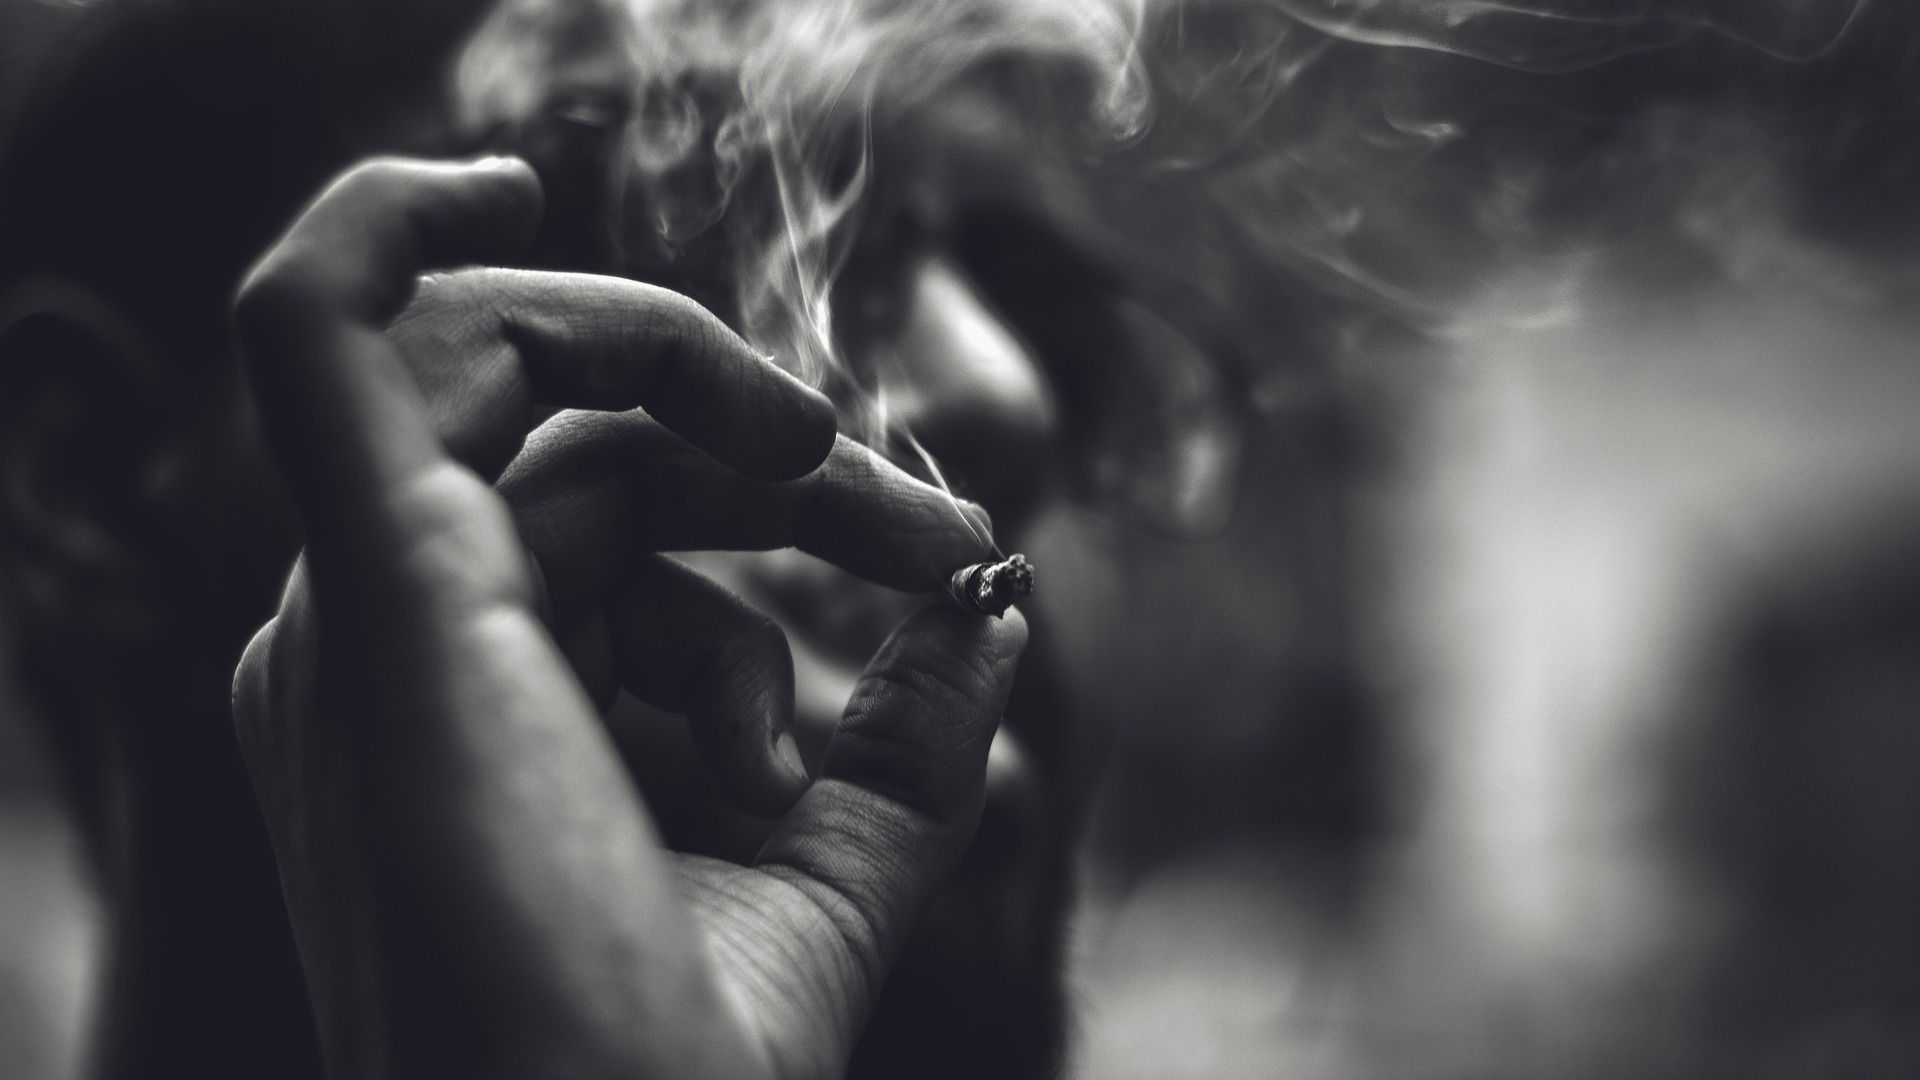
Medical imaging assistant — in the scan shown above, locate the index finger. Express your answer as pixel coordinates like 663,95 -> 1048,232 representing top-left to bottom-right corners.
236,158 -> 839,569
500,415 -> 998,620
401,268 -> 836,482
233,159 -> 758,1075
235,156 -> 543,554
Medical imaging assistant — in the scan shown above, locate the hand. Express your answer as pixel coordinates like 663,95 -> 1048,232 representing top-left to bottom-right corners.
229,156 -> 1027,1080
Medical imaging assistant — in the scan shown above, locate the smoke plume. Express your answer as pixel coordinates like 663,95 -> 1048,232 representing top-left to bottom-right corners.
450,0 -> 1912,402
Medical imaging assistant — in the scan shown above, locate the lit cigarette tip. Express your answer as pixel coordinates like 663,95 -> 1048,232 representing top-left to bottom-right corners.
945,554 -> 1035,618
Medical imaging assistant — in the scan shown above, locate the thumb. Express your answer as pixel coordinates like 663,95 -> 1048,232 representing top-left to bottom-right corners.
746,604 -> 1028,1063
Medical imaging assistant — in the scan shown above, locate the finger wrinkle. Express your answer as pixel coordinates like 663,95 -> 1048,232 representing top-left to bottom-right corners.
818,728 -> 987,829
683,866 -> 857,1075
754,835 -> 900,991
862,619 -> 1022,718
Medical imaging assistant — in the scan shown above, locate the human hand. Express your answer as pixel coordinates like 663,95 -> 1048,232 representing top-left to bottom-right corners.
230,156 -> 1027,1080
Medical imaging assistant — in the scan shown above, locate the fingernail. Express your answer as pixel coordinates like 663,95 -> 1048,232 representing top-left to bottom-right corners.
774,730 -> 808,783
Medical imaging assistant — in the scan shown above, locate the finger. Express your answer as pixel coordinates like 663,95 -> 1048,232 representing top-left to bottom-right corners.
738,605 -> 1028,1063
396,268 -> 835,482
236,160 -> 748,1074
610,555 -> 809,817
234,156 -> 542,566
502,412 -> 997,620
230,565 -> 389,1070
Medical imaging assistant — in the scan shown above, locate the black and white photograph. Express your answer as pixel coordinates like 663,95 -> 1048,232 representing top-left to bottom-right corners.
3,0 -> 1919,1077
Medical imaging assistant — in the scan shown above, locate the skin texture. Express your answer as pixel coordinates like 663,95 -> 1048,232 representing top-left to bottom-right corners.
229,156 -> 1027,1080
3,6 -> 1079,1076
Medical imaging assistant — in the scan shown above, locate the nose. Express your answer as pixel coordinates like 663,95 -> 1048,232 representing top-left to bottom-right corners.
862,255 -> 1056,531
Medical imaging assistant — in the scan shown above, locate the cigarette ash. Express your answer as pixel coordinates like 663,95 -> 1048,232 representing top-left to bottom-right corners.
945,553 -> 1035,618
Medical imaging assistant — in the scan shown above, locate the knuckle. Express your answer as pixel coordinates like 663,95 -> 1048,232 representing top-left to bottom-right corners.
833,672 -> 996,825
880,651 -> 974,714
639,288 -> 731,374
631,289 -> 700,359
877,628 -> 1008,715
392,270 -> 503,358
682,298 -> 729,354
236,157 -> 434,336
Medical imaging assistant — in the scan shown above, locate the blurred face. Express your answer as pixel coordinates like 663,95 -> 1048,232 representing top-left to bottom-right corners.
680,250 -> 1055,741
467,5 -> 1920,1074
487,84 -> 1254,757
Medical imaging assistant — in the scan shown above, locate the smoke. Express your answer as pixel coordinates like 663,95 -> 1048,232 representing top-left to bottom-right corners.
1267,0 -> 1866,71
456,0 -> 1149,396
1109,0 -> 1902,346
451,0 -> 1910,407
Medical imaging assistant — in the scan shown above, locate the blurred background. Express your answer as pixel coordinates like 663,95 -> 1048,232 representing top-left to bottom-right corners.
5,0 -> 1920,1077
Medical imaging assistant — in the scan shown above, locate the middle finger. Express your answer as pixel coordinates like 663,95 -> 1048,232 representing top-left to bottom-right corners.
501,411 -> 998,623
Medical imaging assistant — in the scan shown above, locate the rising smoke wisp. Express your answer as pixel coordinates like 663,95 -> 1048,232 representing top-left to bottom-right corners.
452,0 -> 1912,401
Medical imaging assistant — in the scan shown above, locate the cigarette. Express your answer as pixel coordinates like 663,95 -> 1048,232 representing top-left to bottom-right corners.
944,553 -> 1034,618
